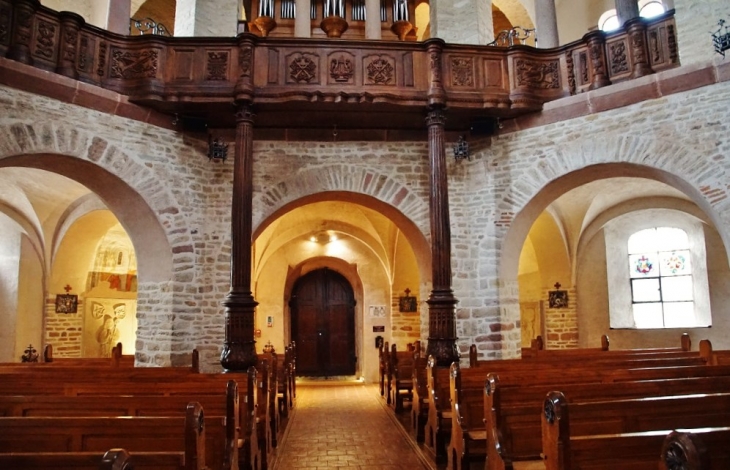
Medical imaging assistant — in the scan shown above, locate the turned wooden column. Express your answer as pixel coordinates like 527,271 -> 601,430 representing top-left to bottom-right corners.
220,102 -> 259,371
583,30 -> 611,90
56,11 -> 85,79
625,17 -> 654,79
425,107 -> 459,366
423,38 -> 459,367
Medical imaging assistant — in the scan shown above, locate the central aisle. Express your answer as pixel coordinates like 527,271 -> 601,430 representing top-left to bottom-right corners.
273,381 -> 432,469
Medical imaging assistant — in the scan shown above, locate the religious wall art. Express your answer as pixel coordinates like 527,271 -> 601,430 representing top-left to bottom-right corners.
548,282 -> 569,309
91,301 -> 126,358
398,288 -> 418,313
56,285 -> 79,313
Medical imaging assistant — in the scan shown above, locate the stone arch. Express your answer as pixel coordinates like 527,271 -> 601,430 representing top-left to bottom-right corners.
254,190 -> 432,283
0,123 -> 183,282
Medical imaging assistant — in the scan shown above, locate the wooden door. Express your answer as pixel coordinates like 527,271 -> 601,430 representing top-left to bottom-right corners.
290,268 -> 356,376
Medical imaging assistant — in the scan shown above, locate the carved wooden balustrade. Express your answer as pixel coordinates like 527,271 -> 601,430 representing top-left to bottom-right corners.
0,0 -> 679,131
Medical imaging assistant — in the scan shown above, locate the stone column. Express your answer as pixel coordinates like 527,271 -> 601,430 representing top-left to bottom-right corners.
107,0 -> 131,35
615,0 -> 640,27
220,102 -> 259,371
175,0 -> 238,37
535,0 -> 559,48
365,0 -> 381,39
424,39 -> 459,367
429,0 -> 493,45
294,0 -> 311,37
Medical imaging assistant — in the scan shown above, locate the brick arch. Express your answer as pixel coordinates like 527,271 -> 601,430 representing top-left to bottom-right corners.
0,122 -> 178,283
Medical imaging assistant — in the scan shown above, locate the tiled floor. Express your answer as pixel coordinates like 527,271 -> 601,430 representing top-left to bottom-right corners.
273,380 -> 432,469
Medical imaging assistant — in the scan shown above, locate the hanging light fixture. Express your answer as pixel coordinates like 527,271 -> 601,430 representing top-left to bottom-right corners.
208,135 -> 229,162
453,135 -> 470,162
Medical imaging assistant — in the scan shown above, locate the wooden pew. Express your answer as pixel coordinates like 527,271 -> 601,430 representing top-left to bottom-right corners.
379,341 -> 389,397
424,356 -> 451,463
659,428 -> 730,470
410,355 -> 429,442
0,448 -> 193,470
0,402 -> 208,470
484,369 -> 730,470
388,343 -> 415,413
447,363 -> 486,470
542,392 -> 730,470
42,343 -> 136,367
256,356 -> 273,470
0,368 -> 261,470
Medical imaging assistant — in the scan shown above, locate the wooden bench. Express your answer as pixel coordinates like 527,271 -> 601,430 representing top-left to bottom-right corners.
542,392 -> 730,470
484,369 -> 730,470
388,344 -> 415,413
0,448 -> 194,470
379,341 -> 389,397
0,402 -> 209,470
410,355 -> 429,442
0,368 -> 261,470
424,356 -> 451,463
447,363 -> 487,470
42,343 -> 136,367
659,428 -> 730,470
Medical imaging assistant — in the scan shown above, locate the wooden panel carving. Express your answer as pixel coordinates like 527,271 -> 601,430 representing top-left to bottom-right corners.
579,51 -> 588,85
61,27 -> 78,62
239,45 -> 252,77
566,50 -> 576,95
668,24 -> 678,63
0,2 -> 11,47
110,48 -> 159,79
268,48 -> 279,84
14,5 -> 33,49
364,54 -> 395,85
649,30 -> 662,64
77,35 -> 94,73
403,51 -> 413,87
609,39 -> 629,76
328,52 -> 354,85
450,57 -> 474,87
287,52 -> 319,84
206,51 -> 229,80
173,49 -> 194,80
483,59 -> 504,88
97,41 -> 108,77
34,19 -> 57,60
515,59 -> 559,89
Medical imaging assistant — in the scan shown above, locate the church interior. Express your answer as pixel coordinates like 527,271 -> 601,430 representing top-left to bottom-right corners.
0,0 -> 728,380
2,0 -> 730,468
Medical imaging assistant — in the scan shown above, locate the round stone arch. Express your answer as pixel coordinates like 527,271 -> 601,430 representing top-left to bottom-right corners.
0,153 -> 173,283
253,190 -> 432,284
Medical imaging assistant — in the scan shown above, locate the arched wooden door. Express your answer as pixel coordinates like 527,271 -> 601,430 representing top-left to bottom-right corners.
290,268 -> 356,377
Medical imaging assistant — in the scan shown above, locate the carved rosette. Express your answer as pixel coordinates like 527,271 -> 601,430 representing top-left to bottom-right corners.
7,0 -> 38,64
110,48 -> 159,79
288,53 -> 318,84
609,40 -> 629,75
450,57 -> 474,87
515,59 -> 560,89
329,53 -> 354,84
34,19 -> 56,60
365,55 -> 395,85
206,51 -> 229,81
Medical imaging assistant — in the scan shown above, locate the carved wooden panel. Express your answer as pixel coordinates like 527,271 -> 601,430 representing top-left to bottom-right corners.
109,48 -> 159,79
450,56 -> 475,88
97,41 -> 108,78
328,51 -> 355,85
33,18 -> 58,62
172,49 -> 195,81
206,51 -> 229,81
364,54 -> 395,86
403,52 -> 414,87
76,34 -> 94,74
515,59 -> 560,89
286,52 -> 319,84
267,49 -> 279,84
646,19 -> 679,72
0,1 -> 11,48
608,38 -> 630,77
483,59 -> 505,88
61,26 -> 78,63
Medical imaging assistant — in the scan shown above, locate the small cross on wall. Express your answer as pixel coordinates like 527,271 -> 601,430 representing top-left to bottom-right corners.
64,284 -> 73,293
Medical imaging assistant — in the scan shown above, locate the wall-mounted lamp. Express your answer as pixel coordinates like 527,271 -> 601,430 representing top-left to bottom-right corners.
453,135 -> 470,162
208,135 -> 229,162
712,18 -> 730,58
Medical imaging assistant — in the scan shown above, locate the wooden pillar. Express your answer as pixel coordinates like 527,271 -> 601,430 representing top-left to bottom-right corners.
220,102 -> 259,371
56,11 -> 85,79
424,39 -> 459,367
7,0 -> 40,65
625,17 -> 653,78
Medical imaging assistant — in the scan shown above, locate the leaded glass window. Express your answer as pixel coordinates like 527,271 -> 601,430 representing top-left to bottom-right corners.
628,227 -> 694,328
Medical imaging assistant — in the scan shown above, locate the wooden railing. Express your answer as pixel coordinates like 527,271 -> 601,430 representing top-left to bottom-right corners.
0,0 -> 679,130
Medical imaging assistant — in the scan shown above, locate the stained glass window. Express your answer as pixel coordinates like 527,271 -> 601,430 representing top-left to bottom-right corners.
627,227 -> 694,328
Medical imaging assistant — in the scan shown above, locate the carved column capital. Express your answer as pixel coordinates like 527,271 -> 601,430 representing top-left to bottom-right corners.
425,107 -> 447,128
235,102 -> 256,123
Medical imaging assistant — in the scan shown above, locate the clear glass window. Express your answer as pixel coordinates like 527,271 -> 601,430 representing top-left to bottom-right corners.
640,1 -> 665,19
